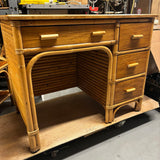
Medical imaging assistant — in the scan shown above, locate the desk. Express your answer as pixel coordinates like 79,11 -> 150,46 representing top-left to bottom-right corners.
0,14 -> 155,152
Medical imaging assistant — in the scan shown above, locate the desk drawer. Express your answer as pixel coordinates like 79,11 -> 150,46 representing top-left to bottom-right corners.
119,23 -> 152,51
114,76 -> 145,104
21,24 -> 115,48
116,51 -> 149,79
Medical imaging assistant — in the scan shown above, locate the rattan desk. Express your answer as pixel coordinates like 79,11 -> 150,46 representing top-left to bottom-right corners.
0,14 -> 155,152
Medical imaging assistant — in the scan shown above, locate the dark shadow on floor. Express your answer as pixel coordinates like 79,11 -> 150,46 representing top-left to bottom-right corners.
0,101 -> 16,116
36,92 -> 104,129
156,107 -> 160,112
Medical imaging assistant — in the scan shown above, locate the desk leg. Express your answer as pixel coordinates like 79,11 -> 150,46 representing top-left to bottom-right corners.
105,109 -> 114,123
135,98 -> 143,111
16,55 -> 40,152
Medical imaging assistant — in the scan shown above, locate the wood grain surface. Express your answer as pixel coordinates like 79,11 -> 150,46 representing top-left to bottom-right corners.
21,24 -> 115,48
116,51 -> 149,79
114,76 -> 145,104
119,23 -> 152,51
0,14 -> 157,21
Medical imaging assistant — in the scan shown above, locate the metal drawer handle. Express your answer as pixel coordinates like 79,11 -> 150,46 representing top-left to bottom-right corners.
128,62 -> 139,68
131,34 -> 144,40
125,88 -> 136,93
41,34 -> 59,40
92,31 -> 106,36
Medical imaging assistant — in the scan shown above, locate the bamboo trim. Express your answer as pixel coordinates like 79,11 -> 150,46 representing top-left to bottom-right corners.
115,47 -> 150,55
107,95 -> 144,109
115,73 -> 146,83
0,89 -> 9,92
107,109 -> 114,122
11,23 -> 40,153
0,56 -> 7,61
108,22 -> 120,107
0,69 -> 8,75
0,63 -> 7,70
0,93 -> 10,105
0,69 -> 11,105
27,129 -> 39,137
104,22 -> 119,123
22,40 -> 116,55
26,46 -> 113,126
0,61 -> 16,109
113,99 -> 139,117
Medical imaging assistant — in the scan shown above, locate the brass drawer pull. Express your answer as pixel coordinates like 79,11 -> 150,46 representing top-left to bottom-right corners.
92,31 -> 106,36
128,62 -> 139,68
125,88 -> 136,93
41,34 -> 59,40
131,34 -> 144,40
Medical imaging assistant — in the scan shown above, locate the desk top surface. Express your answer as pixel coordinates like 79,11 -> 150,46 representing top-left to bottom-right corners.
0,14 -> 157,21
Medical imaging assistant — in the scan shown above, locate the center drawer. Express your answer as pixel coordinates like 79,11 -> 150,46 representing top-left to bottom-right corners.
116,50 -> 149,79
21,24 -> 115,48
114,76 -> 145,104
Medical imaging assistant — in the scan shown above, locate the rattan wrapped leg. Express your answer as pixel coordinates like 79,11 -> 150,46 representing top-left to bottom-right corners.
27,128 -> 40,153
105,109 -> 114,123
135,98 -> 143,111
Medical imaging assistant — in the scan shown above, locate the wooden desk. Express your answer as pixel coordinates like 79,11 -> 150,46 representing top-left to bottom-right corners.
0,14 -> 156,153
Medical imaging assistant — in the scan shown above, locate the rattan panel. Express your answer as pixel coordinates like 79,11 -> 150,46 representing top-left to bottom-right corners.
25,53 -> 77,95
77,50 -> 109,106
25,50 -> 109,106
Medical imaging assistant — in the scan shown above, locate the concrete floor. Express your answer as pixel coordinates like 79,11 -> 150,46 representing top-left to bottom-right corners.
0,93 -> 160,160
27,108 -> 160,160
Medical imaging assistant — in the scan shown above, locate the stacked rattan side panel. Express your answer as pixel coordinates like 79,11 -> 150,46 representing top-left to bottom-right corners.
77,50 -> 109,107
1,23 -> 28,124
1,22 -> 40,152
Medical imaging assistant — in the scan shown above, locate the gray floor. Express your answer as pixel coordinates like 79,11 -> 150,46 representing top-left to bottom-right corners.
0,97 -> 160,160
63,109 -> 160,160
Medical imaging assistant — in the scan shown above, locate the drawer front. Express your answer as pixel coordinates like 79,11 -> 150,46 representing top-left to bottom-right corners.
114,76 -> 145,104
116,51 -> 149,79
21,24 -> 115,48
119,23 -> 152,51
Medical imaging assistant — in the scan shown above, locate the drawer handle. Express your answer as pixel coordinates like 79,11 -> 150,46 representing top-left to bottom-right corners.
131,34 -> 144,40
128,62 -> 139,68
125,88 -> 136,93
92,31 -> 106,36
41,34 -> 59,40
